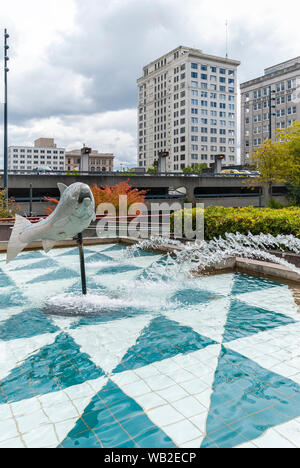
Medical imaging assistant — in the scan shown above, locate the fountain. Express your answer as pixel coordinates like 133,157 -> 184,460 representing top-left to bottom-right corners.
5,185 -> 300,317
127,232 -> 300,281
1,199 -> 300,449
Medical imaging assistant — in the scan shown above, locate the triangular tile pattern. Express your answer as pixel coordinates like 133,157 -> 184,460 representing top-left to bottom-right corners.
201,346 -> 300,448
171,288 -> 223,307
0,268 -> 15,287
164,298 -> 231,344
64,279 -> 106,295
193,273 -> 235,297
70,306 -> 151,329
230,273 -> 280,296
83,252 -> 115,264
112,344 -> 222,448
101,244 -> 128,253
60,380 -> 175,448
0,308 -> 59,341
113,315 -> 217,374
226,321 -> 300,384
80,244 -> 116,253
0,376 -> 108,448
22,278 -> 79,307
26,267 -> 79,284
0,287 -> 26,308
7,251 -> 45,262
55,248 -> 97,257
235,285 -> 299,319
239,415 -> 300,448
222,299 -> 296,343
0,333 -> 104,405
5,268 -> 55,288
0,305 -> 24,324
68,314 -> 153,375
95,264 -> 142,275
0,332 -> 59,382
0,244 -> 300,448
13,258 -> 59,272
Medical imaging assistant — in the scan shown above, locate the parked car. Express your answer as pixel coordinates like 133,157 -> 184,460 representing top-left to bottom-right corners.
220,169 -> 240,177
249,171 -> 261,177
33,166 -> 52,175
236,170 -> 253,177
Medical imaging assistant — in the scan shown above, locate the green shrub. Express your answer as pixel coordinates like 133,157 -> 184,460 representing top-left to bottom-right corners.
170,206 -> 300,240
0,189 -> 19,219
287,185 -> 300,206
268,198 -> 284,209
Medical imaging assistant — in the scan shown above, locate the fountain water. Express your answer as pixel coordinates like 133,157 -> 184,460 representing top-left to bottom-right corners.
41,231 -> 300,317
127,232 -> 300,280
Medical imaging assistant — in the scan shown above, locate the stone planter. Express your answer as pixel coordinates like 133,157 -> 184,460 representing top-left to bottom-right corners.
0,223 -> 13,242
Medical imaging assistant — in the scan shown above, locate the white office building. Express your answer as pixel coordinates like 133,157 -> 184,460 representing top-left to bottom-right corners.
240,57 -> 300,165
8,138 -> 66,171
137,46 -> 240,171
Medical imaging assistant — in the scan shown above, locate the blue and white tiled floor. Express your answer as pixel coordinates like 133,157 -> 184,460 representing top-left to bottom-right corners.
0,244 -> 300,448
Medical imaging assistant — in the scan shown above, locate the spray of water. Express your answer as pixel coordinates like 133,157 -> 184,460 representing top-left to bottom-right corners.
128,232 -> 300,279
44,233 -> 300,317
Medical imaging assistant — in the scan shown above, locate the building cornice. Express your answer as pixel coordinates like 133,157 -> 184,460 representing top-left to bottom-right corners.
137,45 -> 240,82
240,63 -> 300,90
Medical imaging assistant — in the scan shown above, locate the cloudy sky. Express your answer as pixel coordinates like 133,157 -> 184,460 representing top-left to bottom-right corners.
0,0 -> 299,169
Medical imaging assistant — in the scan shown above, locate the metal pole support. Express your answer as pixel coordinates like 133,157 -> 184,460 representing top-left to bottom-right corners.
4,29 -> 9,204
29,184 -> 33,217
74,232 -> 87,295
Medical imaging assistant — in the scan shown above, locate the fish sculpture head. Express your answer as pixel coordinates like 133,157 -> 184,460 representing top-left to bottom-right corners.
58,182 -> 95,220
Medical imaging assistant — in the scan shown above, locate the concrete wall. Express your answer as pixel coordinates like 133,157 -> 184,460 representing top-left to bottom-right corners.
0,174 -> 287,211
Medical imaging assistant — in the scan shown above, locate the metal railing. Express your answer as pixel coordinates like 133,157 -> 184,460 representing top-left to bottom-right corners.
0,213 -> 173,240
0,169 -> 261,179
0,213 -> 172,223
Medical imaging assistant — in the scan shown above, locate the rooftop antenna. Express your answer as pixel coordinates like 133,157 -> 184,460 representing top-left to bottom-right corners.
225,20 -> 229,59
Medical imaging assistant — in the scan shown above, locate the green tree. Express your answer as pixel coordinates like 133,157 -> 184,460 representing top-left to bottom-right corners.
0,190 -> 19,219
277,121 -> 300,187
182,163 -> 208,175
251,121 -> 300,204
147,160 -> 158,174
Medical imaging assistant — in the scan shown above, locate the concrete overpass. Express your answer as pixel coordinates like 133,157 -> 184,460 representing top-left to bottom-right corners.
0,173 -> 287,215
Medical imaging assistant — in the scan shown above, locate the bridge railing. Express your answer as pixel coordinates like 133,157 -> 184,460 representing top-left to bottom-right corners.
0,169 -> 260,179
0,213 -> 172,223
0,213 -> 174,240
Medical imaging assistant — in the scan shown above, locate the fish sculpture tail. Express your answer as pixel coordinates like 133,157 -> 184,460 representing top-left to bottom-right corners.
6,215 -> 31,264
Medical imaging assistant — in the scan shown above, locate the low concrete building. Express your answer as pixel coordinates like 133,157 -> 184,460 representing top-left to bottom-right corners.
65,149 -> 114,172
8,138 -> 66,171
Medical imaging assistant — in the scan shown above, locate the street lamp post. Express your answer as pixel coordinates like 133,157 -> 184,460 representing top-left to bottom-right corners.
3,29 -> 9,199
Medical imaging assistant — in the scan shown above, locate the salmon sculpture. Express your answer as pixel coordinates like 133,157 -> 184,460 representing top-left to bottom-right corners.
7,182 -> 96,263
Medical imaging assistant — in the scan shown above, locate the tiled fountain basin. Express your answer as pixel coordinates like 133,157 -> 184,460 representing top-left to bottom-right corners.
0,243 -> 300,449
0,236 -> 300,284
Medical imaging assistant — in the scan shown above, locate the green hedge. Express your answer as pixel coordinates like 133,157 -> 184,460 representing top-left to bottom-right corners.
170,206 -> 300,240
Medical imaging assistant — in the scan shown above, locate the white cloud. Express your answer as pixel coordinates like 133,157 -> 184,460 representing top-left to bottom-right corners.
0,109 -> 137,169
